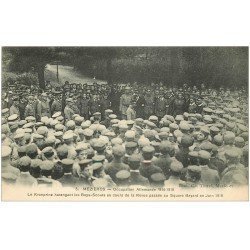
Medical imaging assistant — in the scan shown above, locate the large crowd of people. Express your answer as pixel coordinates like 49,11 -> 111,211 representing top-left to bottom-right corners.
1,80 -> 249,189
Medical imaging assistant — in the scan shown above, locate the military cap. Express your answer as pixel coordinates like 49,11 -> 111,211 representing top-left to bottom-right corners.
66,98 -> 73,102
119,124 -> 128,130
187,165 -> 201,173
25,116 -> 36,122
40,160 -> 54,171
66,120 -> 76,128
224,131 -> 235,143
158,131 -> 168,140
19,156 -> 31,167
2,108 -> 9,115
2,118 -> 7,125
125,141 -> 137,149
146,121 -> 157,129
42,146 -> 54,157
149,115 -> 158,121
174,129 -> 183,139
92,112 -> 101,117
195,114 -> 203,120
30,159 -> 43,169
169,123 -> 179,130
235,136 -> 244,145
112,145 -> 126,157
93,139 -> 106,150
135,118 -> 144,124
8,114 -> 18,122
180,135 -> 193,147
237,119 -> 245,125
188,151 -> 199,158
35,122 -> 44,128
96,124 -> 106,132
2,146 -> 11,158
105,109 -> 113,114
26,143 -> 38,154
75,116 -> 84,123
116,170 -> 130,180
203,116 -> 213,123
198,150 -> 211,160
61,158 -> 74,167
41,116 -> 49,124
125,86 -> 131,90
50,119 -> 59,127
128,154 -> 141,164
63,132 -> 74,140
225,149 -> 239,159
138,137 -> 150,147
175,115 -> 184,122
56,116 -> 64,122
240,132 -> 248,141
109,114 -> 117,119
150,173 -> 166,183
237,124 -> 248,132
17,145 -> 26,154
170,160 -> 183,173
83,128 -> 94,137
203,107 -> 213,113
179,121 -> 190,131
54,123 -> 64,131
54,131 -> 63,137
126,120 -> 135,126
210,126 -> 220,133
52,112 -> 62,118
92,162 -> 103,171
200,141 -> 214,152
125,130 -> 135,139
111,137 -> 123,145
213,134 -> 223,144
92,154 -> 106,163
159,141 -> 172,154
226,122 -> 235,130
33,133 -> 44,140
37,126 -> 48,136
45,135 -> 56,145
164,115 -> 175,123
23,122 -> 35,129
104,131 -> 116,138
81,120 -> 91,129
142,145 -> 155,154
14,132 -> 25,140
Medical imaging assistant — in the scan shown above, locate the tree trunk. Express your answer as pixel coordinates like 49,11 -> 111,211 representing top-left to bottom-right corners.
106,58 -> 112,84
37,65 -> 45,89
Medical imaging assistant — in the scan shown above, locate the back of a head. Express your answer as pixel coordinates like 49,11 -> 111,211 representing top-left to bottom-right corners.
159,141 -> 172,155
128,154 -> 141,170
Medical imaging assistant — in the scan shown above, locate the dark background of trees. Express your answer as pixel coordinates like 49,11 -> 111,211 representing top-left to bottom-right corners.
2,47 -> 248,89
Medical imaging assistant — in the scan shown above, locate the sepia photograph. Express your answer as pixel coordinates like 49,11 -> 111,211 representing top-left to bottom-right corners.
1,46 -> 248,201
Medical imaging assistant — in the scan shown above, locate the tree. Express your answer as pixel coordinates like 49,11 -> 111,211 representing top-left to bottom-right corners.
3,47 -> 56,89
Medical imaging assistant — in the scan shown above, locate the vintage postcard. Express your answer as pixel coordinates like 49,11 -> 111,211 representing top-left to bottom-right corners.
1,47 -> 248,201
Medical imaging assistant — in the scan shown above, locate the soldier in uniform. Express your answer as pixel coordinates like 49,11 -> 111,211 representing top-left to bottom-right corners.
154,92 -> 167,119
119,86 -> 132,120
170,92 -> 186,117
37,93 -> 51,120
9,97 -> 20,117
51,91 -> 63,115
128,154 -> 149,186
15,156 -> 38,187
64,98 -> 75,122
24,96 -> 36,118
144,89 -> 155,119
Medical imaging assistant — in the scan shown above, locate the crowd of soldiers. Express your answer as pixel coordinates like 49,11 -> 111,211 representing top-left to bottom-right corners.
1,80 -> 249,189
